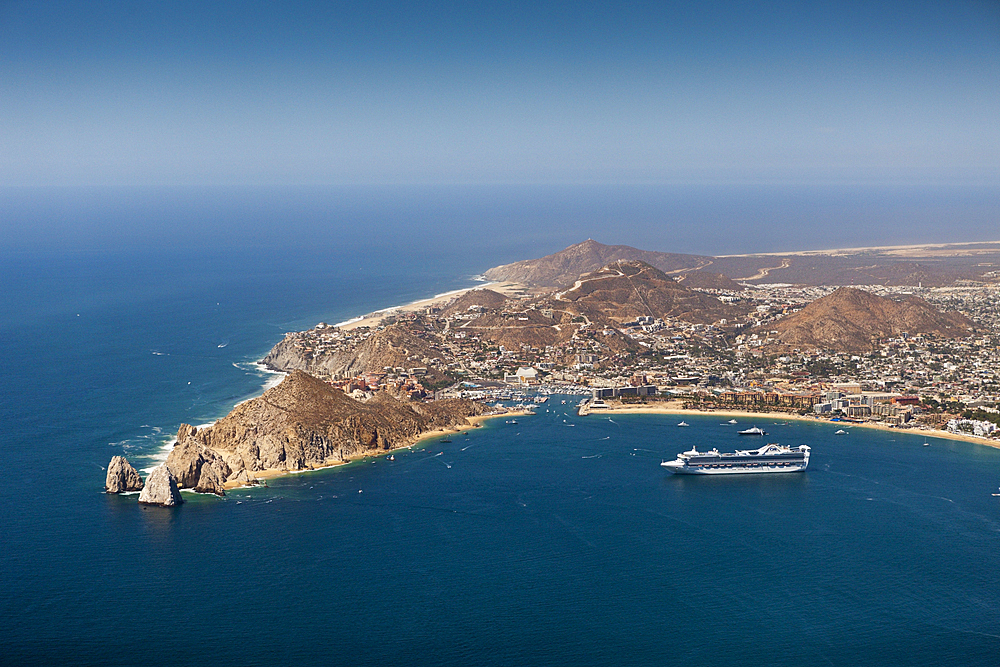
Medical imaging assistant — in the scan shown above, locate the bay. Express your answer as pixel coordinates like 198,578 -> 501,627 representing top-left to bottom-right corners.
2,185 -> 999,666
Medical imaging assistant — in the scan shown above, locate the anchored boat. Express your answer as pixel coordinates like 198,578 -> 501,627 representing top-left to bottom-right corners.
661,443 -> 810,475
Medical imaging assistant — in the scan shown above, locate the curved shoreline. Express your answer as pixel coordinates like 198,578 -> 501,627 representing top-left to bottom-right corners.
335,281 -> 526,331
581,401 -> 1000,450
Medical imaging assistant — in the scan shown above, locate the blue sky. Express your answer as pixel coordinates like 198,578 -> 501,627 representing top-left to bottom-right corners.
1,0 -> 998,186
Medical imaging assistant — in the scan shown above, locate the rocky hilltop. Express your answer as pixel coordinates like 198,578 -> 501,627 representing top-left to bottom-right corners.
755,287 -> 975,352
164,370 -> 486,494
484,239 -> 711,288
263,322 -> 451,385
439,288 -> 510,317
552,261 -> 735,325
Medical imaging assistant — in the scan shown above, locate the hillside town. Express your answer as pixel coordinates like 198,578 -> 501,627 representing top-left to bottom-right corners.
265,270 -> 1000,442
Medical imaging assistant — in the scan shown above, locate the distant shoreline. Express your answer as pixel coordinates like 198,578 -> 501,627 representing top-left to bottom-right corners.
714,239 -> 1000,259
582,401 -> 1000,450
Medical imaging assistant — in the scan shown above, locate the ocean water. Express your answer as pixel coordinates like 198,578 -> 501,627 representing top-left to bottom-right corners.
2,186 -> 1000,666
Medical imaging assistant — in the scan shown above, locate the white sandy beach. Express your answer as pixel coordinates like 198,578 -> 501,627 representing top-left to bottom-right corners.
335,281 -> 528,331
584,400 -> 1000,450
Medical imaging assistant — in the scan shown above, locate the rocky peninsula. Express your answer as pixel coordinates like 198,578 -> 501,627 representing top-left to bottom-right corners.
108,370 -> 488,503
107,239 -> 1000,504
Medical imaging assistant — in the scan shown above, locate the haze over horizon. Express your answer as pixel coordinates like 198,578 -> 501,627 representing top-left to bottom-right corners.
2,0 -> 998,188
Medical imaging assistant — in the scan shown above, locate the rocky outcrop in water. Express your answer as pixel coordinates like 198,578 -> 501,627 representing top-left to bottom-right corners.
166,436 -> 231,496
105,456 -> 144,493
137,465 -> 184,507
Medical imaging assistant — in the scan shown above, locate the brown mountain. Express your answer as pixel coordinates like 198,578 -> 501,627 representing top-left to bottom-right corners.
483,239 -> 711,288
486,239 -> 1000,288
757,287 -> 974,352
166,370 -> 485,493
439,288 -> 510,316
438,260 -> 734,359
551,260 -> 735,325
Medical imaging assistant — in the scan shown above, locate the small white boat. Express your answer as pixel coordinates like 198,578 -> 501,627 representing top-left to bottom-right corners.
835,429 -> 847,435
738,426 -> 767,436
728,419 -> 738,424
923,443 -> 930,447
677,421 -> 690,427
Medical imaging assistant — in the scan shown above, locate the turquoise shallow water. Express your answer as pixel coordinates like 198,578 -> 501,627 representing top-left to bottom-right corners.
2,187 -> 1000,665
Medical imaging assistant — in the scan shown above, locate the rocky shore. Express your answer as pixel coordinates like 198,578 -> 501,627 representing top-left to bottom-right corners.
107,370 -> 488,504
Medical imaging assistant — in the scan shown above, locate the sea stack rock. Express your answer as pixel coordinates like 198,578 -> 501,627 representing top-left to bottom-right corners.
105,456 -> 144,493
137,464 -> 184,507
166,437 -> 231,496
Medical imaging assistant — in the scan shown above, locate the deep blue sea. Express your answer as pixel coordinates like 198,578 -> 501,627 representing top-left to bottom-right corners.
2,185 -> 1000,666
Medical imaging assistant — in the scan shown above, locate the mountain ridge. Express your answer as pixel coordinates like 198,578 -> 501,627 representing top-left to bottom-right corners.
485,239 -> 1000,288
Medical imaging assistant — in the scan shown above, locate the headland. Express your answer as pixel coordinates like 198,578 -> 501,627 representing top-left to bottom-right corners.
110,238 -> 1000,501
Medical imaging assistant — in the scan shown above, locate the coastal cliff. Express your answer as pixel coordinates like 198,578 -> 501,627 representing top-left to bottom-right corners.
166,370 -> 485,492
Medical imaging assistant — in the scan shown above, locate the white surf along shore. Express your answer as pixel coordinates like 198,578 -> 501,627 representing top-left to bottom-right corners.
141,360 -> 287,475
138,279 -> 520,475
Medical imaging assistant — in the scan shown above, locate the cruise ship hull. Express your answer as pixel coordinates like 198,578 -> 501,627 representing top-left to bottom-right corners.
661,443 -> 810,475
661,461 -> 808,475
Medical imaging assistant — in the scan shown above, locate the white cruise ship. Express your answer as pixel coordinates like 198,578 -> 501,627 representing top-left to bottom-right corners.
661,443 -> 810,475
